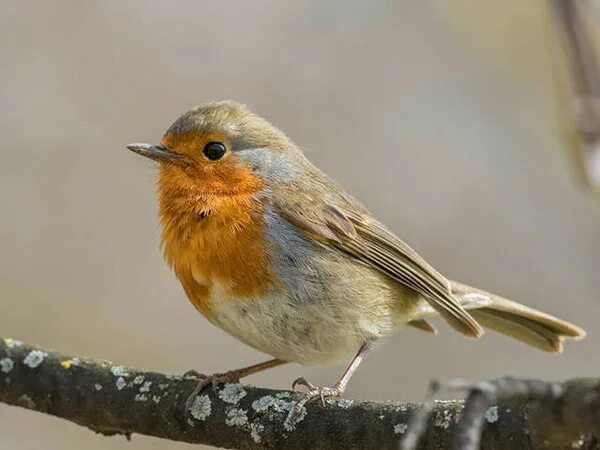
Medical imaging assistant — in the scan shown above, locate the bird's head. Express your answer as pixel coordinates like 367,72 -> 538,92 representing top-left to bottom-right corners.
127,101 -> 300,197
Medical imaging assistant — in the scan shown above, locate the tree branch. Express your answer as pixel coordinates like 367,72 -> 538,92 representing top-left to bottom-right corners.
0,337 -> 598,449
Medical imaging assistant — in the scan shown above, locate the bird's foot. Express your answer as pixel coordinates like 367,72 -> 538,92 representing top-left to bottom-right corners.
183,369 -> 241,412
291,376 -> 345,415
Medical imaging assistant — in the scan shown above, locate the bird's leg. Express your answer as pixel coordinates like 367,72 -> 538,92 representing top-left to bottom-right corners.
292,341 -> 371,412
184,358 -> 286,411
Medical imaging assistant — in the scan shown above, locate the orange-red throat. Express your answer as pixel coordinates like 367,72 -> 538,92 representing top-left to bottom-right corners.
155,130 -> 275,317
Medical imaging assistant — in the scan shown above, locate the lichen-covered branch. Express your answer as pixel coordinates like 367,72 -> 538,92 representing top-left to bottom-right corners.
0,337 -> 598,449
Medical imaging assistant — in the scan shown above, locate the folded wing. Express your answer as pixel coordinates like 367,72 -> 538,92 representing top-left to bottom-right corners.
276,194 -> 483,338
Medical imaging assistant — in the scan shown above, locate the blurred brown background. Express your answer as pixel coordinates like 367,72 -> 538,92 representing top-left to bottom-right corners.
1,1 -> 599,449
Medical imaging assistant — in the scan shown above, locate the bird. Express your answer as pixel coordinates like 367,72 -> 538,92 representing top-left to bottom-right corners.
127,100 -> 585,410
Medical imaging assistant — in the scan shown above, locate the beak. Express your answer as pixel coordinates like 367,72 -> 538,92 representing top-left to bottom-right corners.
126,142 -> 183,163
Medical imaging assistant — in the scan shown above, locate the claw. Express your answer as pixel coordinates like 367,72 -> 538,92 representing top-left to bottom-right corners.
184,376 -> 212,412
182,369 -> 202,379
292,376 -> 317,391
290,377 -> 346,415
183,370 -> 241,415
319,391 -> 327,407
292,397 -> 310,417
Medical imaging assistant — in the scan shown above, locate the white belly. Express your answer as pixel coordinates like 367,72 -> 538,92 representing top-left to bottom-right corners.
205,280 -> 392,366
200,209 -> 426,366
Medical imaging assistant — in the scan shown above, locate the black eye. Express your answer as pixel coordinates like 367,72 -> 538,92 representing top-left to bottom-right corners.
203,142 -> 227,160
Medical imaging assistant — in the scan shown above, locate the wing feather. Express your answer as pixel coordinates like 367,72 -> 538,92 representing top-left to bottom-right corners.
275,195 -> 483,338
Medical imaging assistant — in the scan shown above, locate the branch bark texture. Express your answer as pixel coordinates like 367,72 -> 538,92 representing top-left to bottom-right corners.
0,337 -> 598,449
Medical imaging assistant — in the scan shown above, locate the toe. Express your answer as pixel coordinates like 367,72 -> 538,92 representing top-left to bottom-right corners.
212,371 -> 241,387
183,369 -> 205,379
184,378 -> 212,412
319,391 -> 327,407
292,385 -> 346,411
292,376 -> 316,391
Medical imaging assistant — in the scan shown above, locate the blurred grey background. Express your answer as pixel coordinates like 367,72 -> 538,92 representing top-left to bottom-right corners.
1,1 -> 599,449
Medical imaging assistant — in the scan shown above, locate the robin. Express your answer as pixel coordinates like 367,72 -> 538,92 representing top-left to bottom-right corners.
127,101 -> 585,410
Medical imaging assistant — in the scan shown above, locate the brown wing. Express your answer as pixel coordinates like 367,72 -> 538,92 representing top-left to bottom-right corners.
276,196 -> 483,338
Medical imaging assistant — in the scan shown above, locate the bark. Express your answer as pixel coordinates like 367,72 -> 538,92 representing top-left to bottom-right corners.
0,337 -> 598,449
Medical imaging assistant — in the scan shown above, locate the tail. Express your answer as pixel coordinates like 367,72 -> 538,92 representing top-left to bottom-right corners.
450,281 -> 586,353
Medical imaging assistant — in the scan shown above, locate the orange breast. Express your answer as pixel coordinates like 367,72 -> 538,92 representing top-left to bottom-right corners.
157,165 -> 275,317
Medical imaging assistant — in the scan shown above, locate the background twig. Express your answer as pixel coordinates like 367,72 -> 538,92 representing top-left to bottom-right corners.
550,0 -> 600,191
402,377 -> 600,450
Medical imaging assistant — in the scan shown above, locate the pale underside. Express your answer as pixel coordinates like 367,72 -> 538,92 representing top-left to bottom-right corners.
195,208 -> 490,366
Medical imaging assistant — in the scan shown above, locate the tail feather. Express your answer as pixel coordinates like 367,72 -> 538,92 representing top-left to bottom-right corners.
407,319 -> 438,335
451,281 -> 585,353
470,308 -> 565,352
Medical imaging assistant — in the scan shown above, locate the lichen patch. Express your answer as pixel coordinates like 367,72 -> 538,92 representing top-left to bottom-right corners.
166,374 -> 182,381
219,383 -> 247,404
327,398 -> 353,408
111,366 -> 128,377
190,395 -> 212,421
250,422 -> 264,443
23,350 -> 47,368
251,395 -> 297,415
0,358 -> 14,373
434,409 -> 453,429
3,338 -> 22,349
61,357 -> 82,369
394,423 -> 408,435
116,377 -> 127,390
284,404 -> 307,431
485,406 -> 499,423
252,395 -> 276,412
225,408 -> 248,427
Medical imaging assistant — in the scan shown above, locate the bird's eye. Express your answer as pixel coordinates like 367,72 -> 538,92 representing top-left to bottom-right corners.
203,142 -> 227,160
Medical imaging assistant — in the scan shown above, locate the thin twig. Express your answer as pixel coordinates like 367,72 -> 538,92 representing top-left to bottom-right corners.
402,376 -> 600,450
550,0 -> 600,191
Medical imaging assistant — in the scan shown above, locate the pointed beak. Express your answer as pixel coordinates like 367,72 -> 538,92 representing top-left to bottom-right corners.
126,142 -> 183,163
